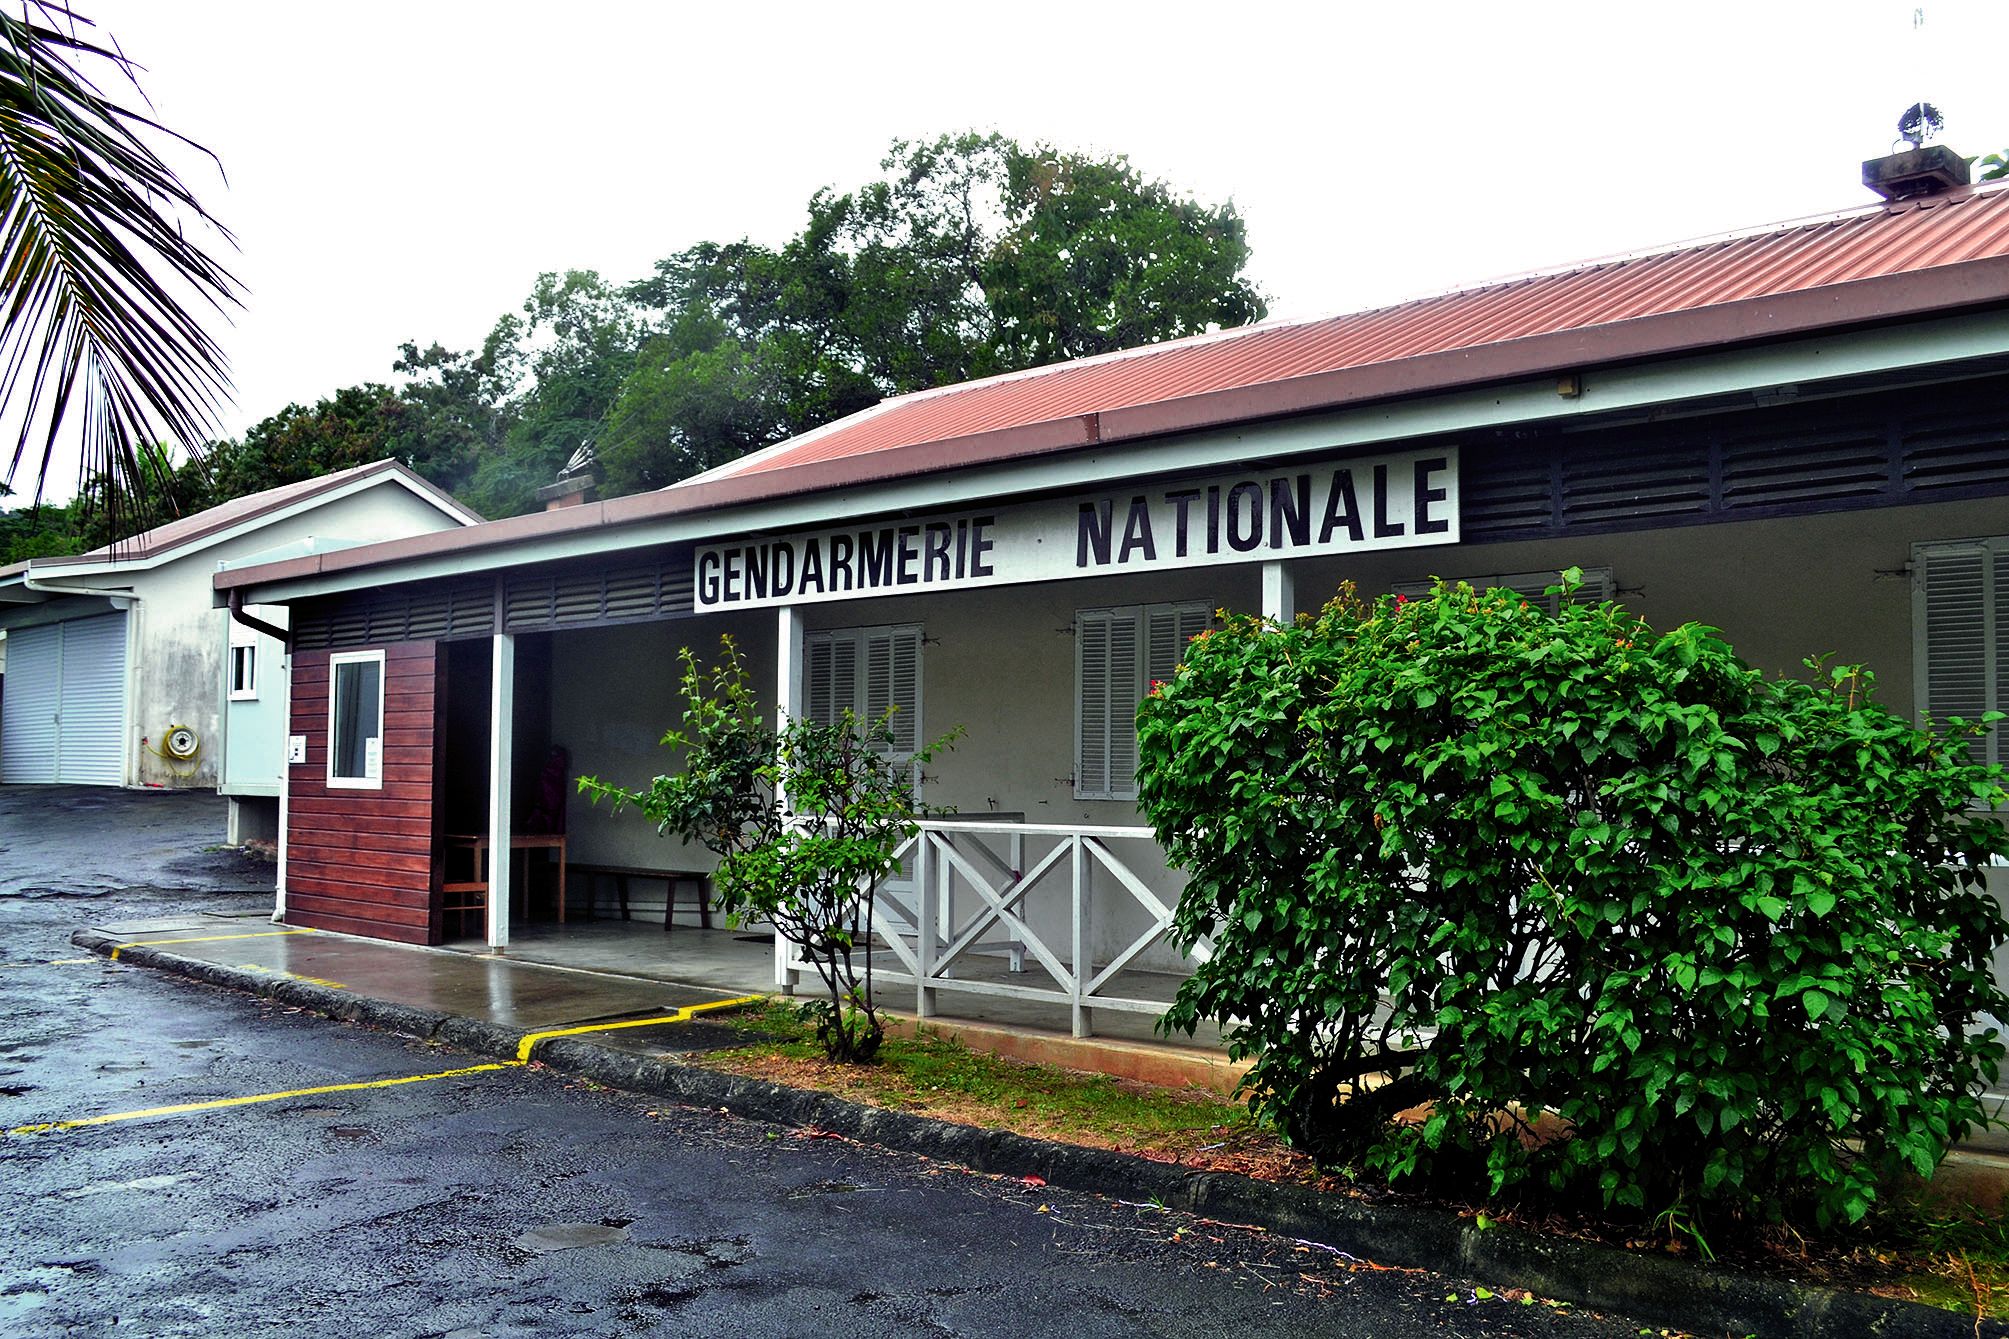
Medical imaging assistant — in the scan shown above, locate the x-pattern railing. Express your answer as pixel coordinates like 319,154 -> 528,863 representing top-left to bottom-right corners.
774,817 -> 1200,1037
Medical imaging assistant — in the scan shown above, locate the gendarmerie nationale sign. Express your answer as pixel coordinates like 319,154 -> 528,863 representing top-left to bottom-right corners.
693,447 -> 1458,612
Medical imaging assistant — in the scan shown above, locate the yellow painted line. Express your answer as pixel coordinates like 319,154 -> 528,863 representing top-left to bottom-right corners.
516,994 -> 764,1062
108,929 -> 314,961
2,958 -> 97,968
234,963 -> 347,990
4,1062 -> 519,1136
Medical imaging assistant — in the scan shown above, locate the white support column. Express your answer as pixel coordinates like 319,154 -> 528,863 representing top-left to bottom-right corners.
1261,560 -> 1296,624
273,652 -> 291,924
487,630 -> 515,952
1070,836 -> 1090,1039
773,604 -> 803,993
916,832 -> 936,1019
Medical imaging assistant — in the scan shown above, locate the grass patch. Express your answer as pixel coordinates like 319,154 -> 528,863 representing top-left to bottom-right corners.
1867,1206 -> 2009,1319
697,998 -> 1302,1176
692,999 -> 2009,1324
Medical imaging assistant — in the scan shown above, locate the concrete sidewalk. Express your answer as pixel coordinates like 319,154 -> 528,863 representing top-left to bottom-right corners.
76,915 -> 1249,1092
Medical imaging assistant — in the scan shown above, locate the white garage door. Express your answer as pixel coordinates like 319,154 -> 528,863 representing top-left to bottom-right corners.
0,623 -> 60,783
0,613 -> 127,786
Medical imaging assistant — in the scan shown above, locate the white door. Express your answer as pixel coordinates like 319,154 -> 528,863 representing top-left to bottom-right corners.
0,614 -> 127,786
0,623 -> 60,783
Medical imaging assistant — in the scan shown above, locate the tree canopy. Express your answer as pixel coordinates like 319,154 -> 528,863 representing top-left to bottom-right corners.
24,130 -> 1266,551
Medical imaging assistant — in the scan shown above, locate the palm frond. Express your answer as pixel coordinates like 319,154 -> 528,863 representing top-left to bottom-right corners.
0,1 -> 239,537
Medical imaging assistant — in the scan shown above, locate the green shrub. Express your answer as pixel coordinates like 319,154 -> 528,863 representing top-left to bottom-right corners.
580,636 -> 956,1063
1137,575 -> 2009,1228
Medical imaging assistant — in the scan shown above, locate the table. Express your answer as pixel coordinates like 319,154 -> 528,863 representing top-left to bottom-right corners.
444,833 -> 568,930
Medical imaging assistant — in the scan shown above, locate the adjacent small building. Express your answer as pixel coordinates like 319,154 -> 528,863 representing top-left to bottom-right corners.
0,460 -> 477,841
212,176 -> 2009,1035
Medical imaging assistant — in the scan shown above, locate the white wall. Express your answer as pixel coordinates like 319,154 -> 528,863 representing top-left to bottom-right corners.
134,485 -> 466,789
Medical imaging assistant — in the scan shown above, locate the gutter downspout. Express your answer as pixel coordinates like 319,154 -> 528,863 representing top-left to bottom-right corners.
228,590 -> 293,925
225,589 -> 289,644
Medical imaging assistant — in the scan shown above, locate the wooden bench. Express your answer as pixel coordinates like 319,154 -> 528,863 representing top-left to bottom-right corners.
569,862 -> 714,931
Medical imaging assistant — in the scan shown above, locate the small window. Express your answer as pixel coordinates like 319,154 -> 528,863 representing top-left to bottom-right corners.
1076,601 -> 1211,801
228,644 -> 258,700
327,650 -> 385,789
1391,566 -> 1614,614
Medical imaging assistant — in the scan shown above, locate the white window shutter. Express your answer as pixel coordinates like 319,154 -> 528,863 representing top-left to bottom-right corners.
1107,613 -> 1141,795
862,627 -> 922,754
1077,610 -> 1116,798
1147,604 -> 1211,686
1920,542 -> 1994,766
804,635 -> 856,728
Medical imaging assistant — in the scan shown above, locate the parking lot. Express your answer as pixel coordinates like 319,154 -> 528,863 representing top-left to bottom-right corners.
0,788 -> 1648,1337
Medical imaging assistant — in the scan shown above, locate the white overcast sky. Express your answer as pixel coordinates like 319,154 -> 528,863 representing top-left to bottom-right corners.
44,0 -> 2009,498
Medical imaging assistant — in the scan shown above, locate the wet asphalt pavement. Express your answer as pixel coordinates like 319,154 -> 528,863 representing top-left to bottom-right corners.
0,789 -> 1658,1337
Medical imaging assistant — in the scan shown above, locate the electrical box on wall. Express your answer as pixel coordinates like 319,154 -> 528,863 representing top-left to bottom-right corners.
286,735 -> 307,764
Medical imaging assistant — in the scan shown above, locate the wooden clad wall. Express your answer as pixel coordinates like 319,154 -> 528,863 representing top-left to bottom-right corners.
286,642 -> 442,944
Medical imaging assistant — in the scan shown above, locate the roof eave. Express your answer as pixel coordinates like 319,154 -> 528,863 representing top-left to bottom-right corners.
212,255 -> 2009,599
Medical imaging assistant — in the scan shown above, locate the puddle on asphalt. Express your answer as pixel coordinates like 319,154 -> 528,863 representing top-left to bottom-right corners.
513,1222 -> 633,1253
58,1173 -> 197,1200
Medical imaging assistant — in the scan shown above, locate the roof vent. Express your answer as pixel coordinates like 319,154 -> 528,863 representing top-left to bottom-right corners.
1863,102 -> 1970,200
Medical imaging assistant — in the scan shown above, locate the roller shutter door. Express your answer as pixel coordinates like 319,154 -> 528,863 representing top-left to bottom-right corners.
0,613 -> 127,786
56,614 -> 127,784
0,624 -> 60,783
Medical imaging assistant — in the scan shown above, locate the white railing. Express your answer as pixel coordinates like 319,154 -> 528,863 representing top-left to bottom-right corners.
774,817 -> 1206,1038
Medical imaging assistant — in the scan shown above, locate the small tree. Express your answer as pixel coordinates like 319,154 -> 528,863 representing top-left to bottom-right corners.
1137,575 -> 2009,1230
580,637 -> 954,1062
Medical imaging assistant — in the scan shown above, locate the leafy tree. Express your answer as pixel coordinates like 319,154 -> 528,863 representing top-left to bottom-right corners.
445,133 -> 1269,510
580,637 -> 956,1063
387,331 -> 522,496
201,385 -> 407,500
460,270 -> 640,517
0,3 -> 238,533
0,497 -> 83,563
1137,576 -> 2009,1231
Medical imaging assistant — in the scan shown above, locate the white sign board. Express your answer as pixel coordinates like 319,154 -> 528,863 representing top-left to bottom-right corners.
286,734 -> 307,765
694,447 -> 1458,612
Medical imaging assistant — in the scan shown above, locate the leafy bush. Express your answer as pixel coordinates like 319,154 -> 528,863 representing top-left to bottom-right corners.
1136,575 -> 2009,1228
581,636 -> 955,1062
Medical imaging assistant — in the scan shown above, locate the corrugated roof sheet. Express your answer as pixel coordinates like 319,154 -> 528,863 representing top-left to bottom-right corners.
695,183 -> 2009,484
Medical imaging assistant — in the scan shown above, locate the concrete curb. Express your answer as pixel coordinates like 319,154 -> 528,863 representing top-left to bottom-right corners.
74,928 -> 2005,1339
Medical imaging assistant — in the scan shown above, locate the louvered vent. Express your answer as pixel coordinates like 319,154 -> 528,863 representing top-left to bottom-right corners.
500,558 -> 693,632
1719,425 -> 1889,510
1559,441 -> 1711,528
1461,449 -> 1553,540
1903,406 -> 2009,495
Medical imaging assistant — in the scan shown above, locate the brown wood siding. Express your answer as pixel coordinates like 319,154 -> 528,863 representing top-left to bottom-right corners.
285,642 -> 443,945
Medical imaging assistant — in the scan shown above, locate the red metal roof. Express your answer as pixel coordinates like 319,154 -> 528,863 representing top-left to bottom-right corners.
215,182 -> 2009,599
696,183 -> 2009,485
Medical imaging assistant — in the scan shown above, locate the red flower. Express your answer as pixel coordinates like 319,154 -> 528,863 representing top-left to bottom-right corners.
1148,679 -> 1165,697
1393,593 -> 1409,606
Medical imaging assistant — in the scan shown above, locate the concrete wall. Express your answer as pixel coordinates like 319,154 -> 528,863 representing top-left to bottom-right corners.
134,486 -> 465,789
